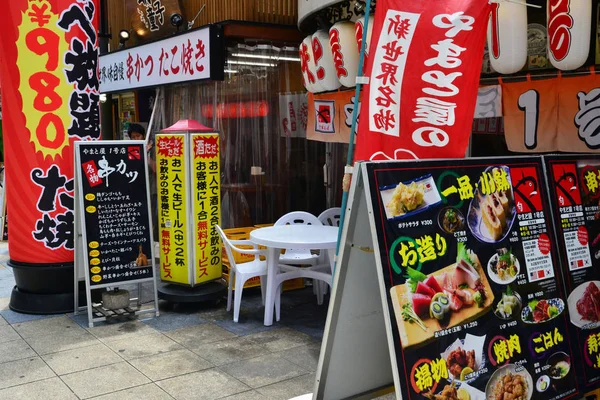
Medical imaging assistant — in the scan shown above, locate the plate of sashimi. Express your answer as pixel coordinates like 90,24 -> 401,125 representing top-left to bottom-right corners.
390,244 -> 495,349
467,166 -> 516,244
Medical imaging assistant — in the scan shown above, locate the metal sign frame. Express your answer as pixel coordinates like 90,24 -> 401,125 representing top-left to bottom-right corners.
74,140 -> 159,328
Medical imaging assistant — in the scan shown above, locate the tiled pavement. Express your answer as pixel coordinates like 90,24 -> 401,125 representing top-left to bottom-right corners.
0,243 -> 395,399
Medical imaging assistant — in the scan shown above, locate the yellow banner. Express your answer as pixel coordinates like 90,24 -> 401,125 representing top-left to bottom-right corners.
191,133 -> 222,284
156,134 -> 190,285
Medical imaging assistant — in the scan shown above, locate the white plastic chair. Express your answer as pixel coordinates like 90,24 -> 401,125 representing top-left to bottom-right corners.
216,225 -> 267,323
274,211 -> 322,265
315,208 -> 342,297
318,207 -> 342,227
274,211 -> 332,305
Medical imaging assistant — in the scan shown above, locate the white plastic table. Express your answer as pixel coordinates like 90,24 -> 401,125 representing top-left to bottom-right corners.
250,225 -> 339,326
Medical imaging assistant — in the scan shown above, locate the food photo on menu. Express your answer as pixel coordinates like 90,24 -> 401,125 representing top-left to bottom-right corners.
366,159 -> 578,400
544,156 -> 600,390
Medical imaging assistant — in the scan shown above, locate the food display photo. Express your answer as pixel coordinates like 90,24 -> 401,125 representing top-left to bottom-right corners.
367,158 -> 576,400
545,156 -> 600,390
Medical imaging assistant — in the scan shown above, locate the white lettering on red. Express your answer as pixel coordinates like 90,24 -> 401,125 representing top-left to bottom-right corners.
548,0 -> 573,62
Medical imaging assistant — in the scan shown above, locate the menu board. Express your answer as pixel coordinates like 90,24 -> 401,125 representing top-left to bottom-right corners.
365,158 -> 577,400
545,155 -> 600,391
76,142 -> 154,286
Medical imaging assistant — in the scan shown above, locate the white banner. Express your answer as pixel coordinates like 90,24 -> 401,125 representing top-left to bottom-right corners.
99,27 -> 215,93
474,85 -> 502,119
279,93 -> 308,138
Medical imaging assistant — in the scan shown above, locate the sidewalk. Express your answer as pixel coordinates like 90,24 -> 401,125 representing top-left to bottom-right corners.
0,243 -> 395,399
0,244 -> 326,400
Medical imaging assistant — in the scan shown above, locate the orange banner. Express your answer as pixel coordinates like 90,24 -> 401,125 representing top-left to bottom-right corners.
502,73 -> 600,153
558,73 -> 600,152
307,91 -> 355,143
502,78 -> 558,153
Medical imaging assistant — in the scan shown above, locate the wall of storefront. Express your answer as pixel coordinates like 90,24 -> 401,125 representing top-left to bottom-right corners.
107,0 -> 298,49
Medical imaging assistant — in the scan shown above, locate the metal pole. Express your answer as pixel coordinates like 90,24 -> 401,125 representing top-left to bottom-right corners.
333,0 -> 372,275
99,0 -> 114,140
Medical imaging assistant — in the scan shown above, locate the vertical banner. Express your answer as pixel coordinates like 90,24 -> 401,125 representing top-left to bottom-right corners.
278,93 -> 308,138
156,134 -> 190,285
354,1 -> 491,161
0,0 -> 100,264
191,133 -> 221,285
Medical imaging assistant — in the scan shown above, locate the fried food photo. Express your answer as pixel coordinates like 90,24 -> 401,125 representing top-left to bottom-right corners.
447,347 -> 476,379
491,373 -> 528,400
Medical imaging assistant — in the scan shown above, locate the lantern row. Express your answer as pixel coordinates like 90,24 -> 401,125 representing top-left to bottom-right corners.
486,0 -> 590,74
301,1 -> 593,93
299,17 -> 374,94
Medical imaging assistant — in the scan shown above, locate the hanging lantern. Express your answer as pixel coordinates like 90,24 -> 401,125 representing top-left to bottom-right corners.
487,2 -> 527,74
311,30 -> 342,92
355,16 -> 374,67
547,0 -> 591,71
300,35 -> 324,93
329,21 -> 359,88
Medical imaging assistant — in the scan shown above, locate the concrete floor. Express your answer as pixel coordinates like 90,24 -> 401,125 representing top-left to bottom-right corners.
0,243 -> 395,399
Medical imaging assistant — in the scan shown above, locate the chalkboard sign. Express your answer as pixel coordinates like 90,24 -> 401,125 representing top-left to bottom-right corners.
75,141 -> 154,286
315,157 -> 579,400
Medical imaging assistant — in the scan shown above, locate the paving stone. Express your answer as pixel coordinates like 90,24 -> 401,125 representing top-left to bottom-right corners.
12,315 -> 84,338
0,357 -> 55,389
213,318 -> 274,337
41,343 -> 122,375
256,373 -> 316,400
245,328 -> 314,352
90,383 -> 172,400
156,368 -> 249,400
106,332 -> 182,360
0,325 -> 21,343
0,298 -> 10,312
0,377 -> 77,400
192,337 -> 268,366
219,390 -> 267,400
61,361 -> 150,399
86,320 -> 158,342
0,314 -> 8,326
165,323 -> 237,350
25,329 -> 99,355
220,353 -> 307,389
278,343 -> 321,372
141,312 -> 206,332
0,309 -> 53,325
129,348 -> 212,381
0,339 -> 36,363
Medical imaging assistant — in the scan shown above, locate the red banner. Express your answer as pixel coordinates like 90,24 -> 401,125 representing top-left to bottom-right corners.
0,1 -> 100,264
355,2 -> 491,161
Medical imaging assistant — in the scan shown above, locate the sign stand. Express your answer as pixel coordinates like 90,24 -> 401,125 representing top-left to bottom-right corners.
316,157 -> 578,400
314,163 -> 397,399
73,141 -> 159,328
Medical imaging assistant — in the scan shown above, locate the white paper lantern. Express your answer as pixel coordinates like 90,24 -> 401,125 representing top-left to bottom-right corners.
329,21 -> 359,88
311,30 -> 341,92
487,3 -> 527,74
355,16 -> 374,64
299,36 -> 324,93
547,0 -> 591,71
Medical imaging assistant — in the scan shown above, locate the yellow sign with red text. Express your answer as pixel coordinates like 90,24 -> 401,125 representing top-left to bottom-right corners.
191,133 -> 221,284
156,134 -> 190,284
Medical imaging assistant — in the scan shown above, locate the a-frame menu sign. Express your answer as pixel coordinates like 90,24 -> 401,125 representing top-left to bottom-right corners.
315,158 -> 578,400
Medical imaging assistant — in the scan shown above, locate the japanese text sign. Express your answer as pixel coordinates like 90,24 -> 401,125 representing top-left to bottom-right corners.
0,0 -> 100,264
191,133 -> 221,284
156,134 -> 190,284
99,26 -> 223,93
355,2 -> 490,161
75,142 -> 154,286
365,157 -> 576,400
545,155 -> 600,390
